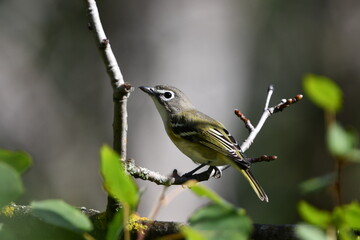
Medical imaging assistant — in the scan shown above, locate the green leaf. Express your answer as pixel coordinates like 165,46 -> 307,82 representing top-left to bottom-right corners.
295,224 -> 327,240
0,149 -> 32,174
188,204 -> 252,240
187,182 -> 231,208
327,122 -> 357,158
0,162 -> 24,208
333,202 -> 360,240
303,74 -> 342,112
333,202 -> 360,229
31,199 -> 93,233
100,145 -> 139,210
181,226 -> 207,240
298,201 -> 331,228
300,173 -> 335,194
106,209 -> 124,240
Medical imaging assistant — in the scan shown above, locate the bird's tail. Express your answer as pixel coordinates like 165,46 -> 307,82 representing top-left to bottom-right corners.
240,169 -> 269,202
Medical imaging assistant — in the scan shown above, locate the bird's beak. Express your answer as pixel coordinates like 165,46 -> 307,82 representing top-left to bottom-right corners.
139,86 -> 155,95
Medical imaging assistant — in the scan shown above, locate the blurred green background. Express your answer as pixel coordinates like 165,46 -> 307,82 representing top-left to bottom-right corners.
0,0 -> 359,224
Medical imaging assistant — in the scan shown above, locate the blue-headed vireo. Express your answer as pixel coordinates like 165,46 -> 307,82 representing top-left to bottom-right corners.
139,85 -> 268,202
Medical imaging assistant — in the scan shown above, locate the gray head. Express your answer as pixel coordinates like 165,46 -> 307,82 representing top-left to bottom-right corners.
139,85 -> 194,119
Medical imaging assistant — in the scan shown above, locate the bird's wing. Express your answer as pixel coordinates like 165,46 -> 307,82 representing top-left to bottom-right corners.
170,111 -> 250,168
201,127 -> 243,158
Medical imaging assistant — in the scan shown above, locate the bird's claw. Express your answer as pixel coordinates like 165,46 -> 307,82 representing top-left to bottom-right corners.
210,166 -> 222,179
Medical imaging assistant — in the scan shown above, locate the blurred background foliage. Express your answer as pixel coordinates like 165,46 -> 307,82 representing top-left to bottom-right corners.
0,0 -> 359,224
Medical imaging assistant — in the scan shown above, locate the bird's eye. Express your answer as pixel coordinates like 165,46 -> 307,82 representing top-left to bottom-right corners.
164,91 -> 173,99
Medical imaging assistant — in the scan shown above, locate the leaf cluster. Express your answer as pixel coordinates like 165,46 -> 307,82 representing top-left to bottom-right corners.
297,201 -> 360,240
0,150 -> 94,239
297,74 -> 360,240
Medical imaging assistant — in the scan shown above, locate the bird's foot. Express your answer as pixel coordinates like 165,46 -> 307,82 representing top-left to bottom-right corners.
209,166 -> 222,179
181,164 -> 207,178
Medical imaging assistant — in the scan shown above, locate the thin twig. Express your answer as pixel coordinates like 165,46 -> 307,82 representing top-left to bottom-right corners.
272,94 -> 303,114
147,186 -> 187,220
234,110 -> 254,132
247,155 -> 278,164
148,187 -> 169,220
265,85 -> 275,109
334,157 -> 344,205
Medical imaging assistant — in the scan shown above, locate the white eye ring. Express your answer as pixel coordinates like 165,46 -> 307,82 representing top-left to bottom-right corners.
158,90 -> 175,101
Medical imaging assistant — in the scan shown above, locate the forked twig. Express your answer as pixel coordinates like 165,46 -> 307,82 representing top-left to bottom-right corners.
239,85 -> 303,152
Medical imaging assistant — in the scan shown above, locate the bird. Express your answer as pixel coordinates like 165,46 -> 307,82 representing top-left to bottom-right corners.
139,85 -> 268,202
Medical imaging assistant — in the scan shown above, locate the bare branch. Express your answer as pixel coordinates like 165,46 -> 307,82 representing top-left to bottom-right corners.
125,159 -> 175,186
85,0 -> 124,89
84,0 -> 133,219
